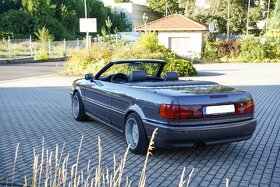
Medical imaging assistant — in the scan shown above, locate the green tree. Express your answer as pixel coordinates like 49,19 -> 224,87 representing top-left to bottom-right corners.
266,0 -> 280,38
148,0 -> 267,35
192,0 -> 248,34
0,0 -> 131,39
269,0 -> 280,29
0,0 -> 21,14
22,0 -> 56,17
0,9 -> 35,38
35,26 -> 54,42
148,0 -> 183,16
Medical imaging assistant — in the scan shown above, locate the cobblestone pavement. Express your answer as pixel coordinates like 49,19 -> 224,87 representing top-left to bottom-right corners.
0,63 -> 279,186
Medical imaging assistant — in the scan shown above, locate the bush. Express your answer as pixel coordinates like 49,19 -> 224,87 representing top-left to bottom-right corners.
63,45 -> 113,76
63,32 -> 196,77
202,35 -> 280,62
239,36 -> 265,61
239,36 -> 280,62
34,49 -> 49,61
202,39 -> 220,61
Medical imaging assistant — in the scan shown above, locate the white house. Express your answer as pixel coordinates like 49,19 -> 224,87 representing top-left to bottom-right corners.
102,0 -> 157,30
136,14 -> 208,58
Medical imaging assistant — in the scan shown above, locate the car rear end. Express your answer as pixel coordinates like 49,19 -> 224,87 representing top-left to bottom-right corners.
143,83 -> 257,148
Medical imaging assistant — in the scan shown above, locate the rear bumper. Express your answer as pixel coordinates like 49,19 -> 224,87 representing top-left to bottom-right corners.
144,118 -> 257,148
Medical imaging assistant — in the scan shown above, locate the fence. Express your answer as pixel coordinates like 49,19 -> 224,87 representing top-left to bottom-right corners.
0,37 -> 87,59
0,33 -> 139,60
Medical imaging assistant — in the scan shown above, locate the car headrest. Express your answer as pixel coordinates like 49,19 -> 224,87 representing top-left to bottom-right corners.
163,72 -> 179,81
130,70 -> 146,82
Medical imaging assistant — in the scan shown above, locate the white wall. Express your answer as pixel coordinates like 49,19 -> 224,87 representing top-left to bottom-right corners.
132,0 -> 147,5
131,4 -> 158,29
102,2 -> 157,30
158,31 -> 204,58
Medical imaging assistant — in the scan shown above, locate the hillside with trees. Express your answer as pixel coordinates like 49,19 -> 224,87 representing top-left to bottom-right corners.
0,0 -> 130,39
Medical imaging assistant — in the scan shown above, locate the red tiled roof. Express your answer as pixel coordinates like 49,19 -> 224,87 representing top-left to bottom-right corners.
136,14 -> 208,31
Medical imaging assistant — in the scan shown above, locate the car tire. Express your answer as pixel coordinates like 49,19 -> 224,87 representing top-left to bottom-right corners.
125,113 -> 149,154
72,92 -> 88,121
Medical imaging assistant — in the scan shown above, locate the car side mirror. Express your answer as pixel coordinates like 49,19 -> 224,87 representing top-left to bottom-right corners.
85,73 -> 94,81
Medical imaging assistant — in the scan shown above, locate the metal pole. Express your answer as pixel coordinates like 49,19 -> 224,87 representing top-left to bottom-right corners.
266,0 -> 271,30
165,1 -> 168,16
84,0 -> 87,18
84,0 -> 89,49
246,0 -> 251,35
8,36 -> 11,59
48,39 -> 51,57
63,39 -> 66,57
145,22 -> 147,35
227,0 -> 230,40
86,32 -> 90,49
29,35 -> 33,56
76,38 -> 79,51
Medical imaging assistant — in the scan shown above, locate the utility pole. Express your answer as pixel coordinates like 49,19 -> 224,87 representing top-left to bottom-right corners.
185,1 -> 188,16
266,0 -> 271,30
84,0 -> 89,49
227,0 -> 230,40
84,0 -> 87,18
166,1 -> 168,16
246,0 -> 251,35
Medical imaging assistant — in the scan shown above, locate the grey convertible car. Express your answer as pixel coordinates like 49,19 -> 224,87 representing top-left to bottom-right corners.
70,59 -> 257,154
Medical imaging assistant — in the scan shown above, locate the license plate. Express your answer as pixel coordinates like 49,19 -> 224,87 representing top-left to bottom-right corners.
204,104 -> 235,115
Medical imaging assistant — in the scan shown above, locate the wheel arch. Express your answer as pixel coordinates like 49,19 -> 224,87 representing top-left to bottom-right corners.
72,86 -> 83,97
123,106 -> 146,132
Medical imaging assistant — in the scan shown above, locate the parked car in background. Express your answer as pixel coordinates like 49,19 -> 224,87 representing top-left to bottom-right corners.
70,59 -> 257,154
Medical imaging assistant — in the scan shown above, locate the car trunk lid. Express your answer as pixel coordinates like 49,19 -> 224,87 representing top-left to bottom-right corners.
131,81 -> 254,125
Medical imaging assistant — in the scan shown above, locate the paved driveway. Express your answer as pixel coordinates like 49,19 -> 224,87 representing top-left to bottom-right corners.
0,61 -> 64,81
0,63 -> 279,186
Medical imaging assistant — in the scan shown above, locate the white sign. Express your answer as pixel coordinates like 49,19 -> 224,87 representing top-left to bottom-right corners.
79,18 -> 97,33
209,22 -> 215,33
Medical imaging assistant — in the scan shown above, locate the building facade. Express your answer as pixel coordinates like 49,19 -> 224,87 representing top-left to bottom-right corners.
102,0 -> 157,30
137,14 -> 208,58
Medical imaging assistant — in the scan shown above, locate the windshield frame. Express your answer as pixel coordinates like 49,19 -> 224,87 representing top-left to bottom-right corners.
94,59 -> 165,80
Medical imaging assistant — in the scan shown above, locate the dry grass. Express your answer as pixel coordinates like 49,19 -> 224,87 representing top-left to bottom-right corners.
17,133 -> 150,187
6,129 -> 231,187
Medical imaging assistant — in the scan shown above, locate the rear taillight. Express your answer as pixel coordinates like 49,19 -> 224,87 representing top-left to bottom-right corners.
235,99 -> 255,114
180,105 -> 203,119
160,104 -> 202,119
159,104 -> 180,119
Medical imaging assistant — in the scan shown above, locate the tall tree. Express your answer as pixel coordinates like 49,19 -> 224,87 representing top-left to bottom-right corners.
0,0 -> 21,14
148,0 -> 268,35
0,9 -> 35,38
0,0 -> 131,39
266,0 -> 280,38
148,0 -> 183,16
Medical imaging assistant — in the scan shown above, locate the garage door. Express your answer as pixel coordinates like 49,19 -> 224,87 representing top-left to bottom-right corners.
169,37 -> 191,54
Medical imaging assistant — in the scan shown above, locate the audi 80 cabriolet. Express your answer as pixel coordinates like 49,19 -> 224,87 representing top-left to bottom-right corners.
70,59 -> 257,154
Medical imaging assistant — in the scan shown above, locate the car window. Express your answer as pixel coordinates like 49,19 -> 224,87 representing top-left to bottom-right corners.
100,62 -> 161,77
